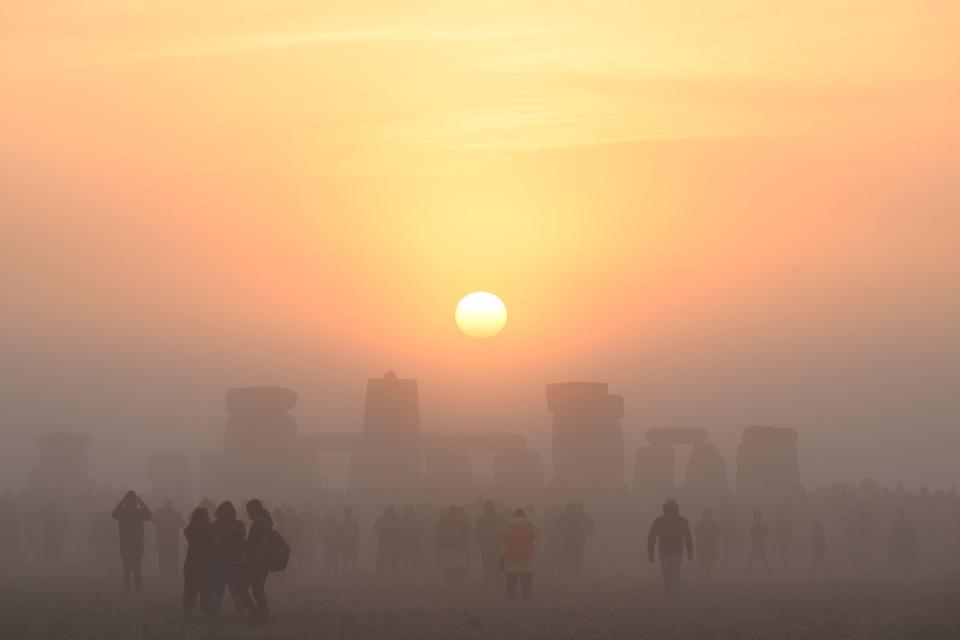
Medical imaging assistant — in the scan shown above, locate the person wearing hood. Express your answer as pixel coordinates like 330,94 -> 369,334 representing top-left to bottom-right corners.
500,508 -> 539,603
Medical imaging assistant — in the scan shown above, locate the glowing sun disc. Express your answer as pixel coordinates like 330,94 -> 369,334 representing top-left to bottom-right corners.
455,292 -> 507,339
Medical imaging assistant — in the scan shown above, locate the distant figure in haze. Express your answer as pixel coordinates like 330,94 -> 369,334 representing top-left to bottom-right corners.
374,506 -> 402,577
339,506 -> 359,573
283,507 -> 302,574
889,508 -> 919,576
41,499 -> 67,568
559,502 -> 595,577
647,499 -> 693,596
474,500 -> 504,583
771,508 -> 793,567
541,506 -> 562,578
501,508 -> 539,603
400,505 -> 423,577
153,500 -> 186,576
319,509 -> 340,577
435,506 -> 470,583
89,510 -> 116,572
746,510 -> 772,576
298,505 -> 319,574
209,500 -> 246,618
111,490 -> 152,593
238,499 -> 274,624
809,521 -> 827,579
0,490 -> 21,568
694,508 -> 720,581
182,507 -> 211,615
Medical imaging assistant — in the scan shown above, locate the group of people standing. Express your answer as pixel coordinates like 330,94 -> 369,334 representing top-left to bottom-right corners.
647,499 -> 922,596
112,491 -> 276,624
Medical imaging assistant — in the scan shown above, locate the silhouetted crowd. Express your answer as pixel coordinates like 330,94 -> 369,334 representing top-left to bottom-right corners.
0,476 -> 956,618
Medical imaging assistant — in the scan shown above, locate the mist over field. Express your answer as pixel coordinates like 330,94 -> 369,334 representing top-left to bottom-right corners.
2,1 -> 960,638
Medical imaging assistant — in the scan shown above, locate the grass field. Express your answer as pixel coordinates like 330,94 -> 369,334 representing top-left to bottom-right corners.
1,570 -> 958,639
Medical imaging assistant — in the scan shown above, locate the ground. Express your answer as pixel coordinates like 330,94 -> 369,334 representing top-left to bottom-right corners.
1,571 -> 958,640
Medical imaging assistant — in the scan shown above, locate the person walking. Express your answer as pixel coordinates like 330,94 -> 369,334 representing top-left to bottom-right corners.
238,499 -> 274,624
500,508 -> 539,603
809,521 -> 827,579
647,499 -> 694,596
153,500 -> 186,576
474,500 -> 503,583
111,491 -> 152,594
746,510 -> 772,576
694,508 -> 720,581
339,506 -> 359,574
209,501 -> 246,618
182,507 -> 211,615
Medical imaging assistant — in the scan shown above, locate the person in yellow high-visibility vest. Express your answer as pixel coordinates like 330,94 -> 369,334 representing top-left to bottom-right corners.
500,508 -> 540,603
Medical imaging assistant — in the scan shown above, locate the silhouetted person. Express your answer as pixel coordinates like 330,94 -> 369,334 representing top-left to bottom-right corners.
319,509 -> 341,577
112,490 -> 152,593
746,510 -> 772,576
299,505 -> 319,574
283,506 -> 302,574
41,499 -> 66,568
400,505 -> 423,577
647,499 -> 693,596
0,490 -> 21,568
153,500 -> 185,576
810,521 -> 827,578
435,506 -> 470,583
542,506 -> 562,578
559,502 -> 595,577
889,508 -> 919,576
474,500 -> 503,583
374,506 -> 402,577
182,507 -> 211,615
238,499 -> 273,624
209,501 -> 246,618
339,506 -> 359,573
501,508 -> 539,603
771,508 -> 793,567
694,508 -> 719,580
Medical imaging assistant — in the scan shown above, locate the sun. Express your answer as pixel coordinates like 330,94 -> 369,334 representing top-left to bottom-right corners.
455,292 -> 507,339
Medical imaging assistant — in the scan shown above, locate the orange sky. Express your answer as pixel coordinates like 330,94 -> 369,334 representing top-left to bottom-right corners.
2,1 -> 959,489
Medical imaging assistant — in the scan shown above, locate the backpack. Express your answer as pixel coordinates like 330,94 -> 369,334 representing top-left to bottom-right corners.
261,529 -> 291,572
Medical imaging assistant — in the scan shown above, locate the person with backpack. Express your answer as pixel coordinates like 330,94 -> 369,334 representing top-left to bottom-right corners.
182,507 -> 211,615
500,508 -> 539,603
209,501 -> 246,618
239,499 -> 275,624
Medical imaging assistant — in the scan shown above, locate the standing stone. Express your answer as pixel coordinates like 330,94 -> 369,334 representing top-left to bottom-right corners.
349,371 -> 423,499
546,382 -> 625,497
682,443 -> 730,509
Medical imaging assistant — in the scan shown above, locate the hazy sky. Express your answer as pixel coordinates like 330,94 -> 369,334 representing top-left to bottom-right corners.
2,1 -> 959,490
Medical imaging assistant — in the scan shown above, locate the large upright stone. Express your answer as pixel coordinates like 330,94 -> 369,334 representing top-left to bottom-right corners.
218,386 -> 315,505
546,382 -> 625,497
736,426 -> 800,506
349,371 -> 423,498
683,443 -> 730,507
